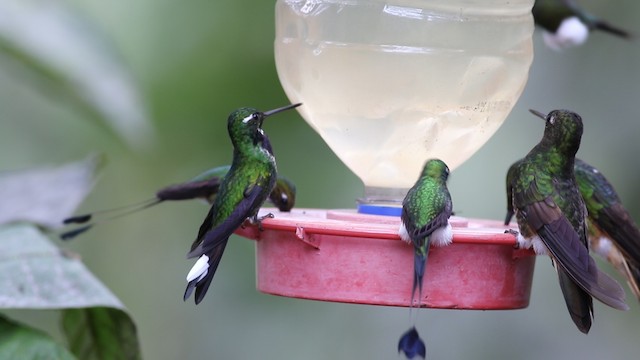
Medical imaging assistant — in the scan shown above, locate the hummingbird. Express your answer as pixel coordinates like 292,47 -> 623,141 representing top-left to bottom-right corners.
574,158 -> 640,301
504,109 -> 628,334
398,158 -> 453,359
184,103 -> 302,304
532,0 -> 631,50
59,165 -> 297,240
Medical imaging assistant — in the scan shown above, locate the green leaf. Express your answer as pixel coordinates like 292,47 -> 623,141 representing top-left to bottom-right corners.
0,223 -> 122,309
0,155 -> 104,229
0,0 -> 154,149
62,307 -> 141,360
0,314 -> 76,360
0,223 -> 142,358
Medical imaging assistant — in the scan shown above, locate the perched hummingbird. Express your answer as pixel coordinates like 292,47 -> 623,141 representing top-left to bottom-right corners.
398,159 -> 453,359
532,0 -> 631,50
184,103 -> 301,304
574,158 -> 640,301
270,175 -> 297,212
59,165 -> 297,240
505,109 -> 628,334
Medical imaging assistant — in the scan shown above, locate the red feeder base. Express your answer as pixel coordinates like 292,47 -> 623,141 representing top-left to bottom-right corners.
235,208 -> 535,310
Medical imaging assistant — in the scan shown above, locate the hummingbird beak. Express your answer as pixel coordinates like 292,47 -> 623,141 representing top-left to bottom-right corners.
529,109 -> 547,121
262,103 -> 302,118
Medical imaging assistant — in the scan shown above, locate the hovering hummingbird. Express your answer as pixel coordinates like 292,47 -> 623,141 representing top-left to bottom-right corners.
504,109 -> 628,334
532,0 -> 631,50
574,158 -> 640,301
184,103 -> 301,304
59,165 -> 297,240
397,159 -> 453,359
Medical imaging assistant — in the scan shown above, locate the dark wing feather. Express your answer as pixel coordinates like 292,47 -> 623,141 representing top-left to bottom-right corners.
594,204 -> 640,268
401,202 -> 452,239
504,162 -> 518,225
625,262 -> 640,301
526,200 -> 629,310
187,183 -> 265,258
156,179 -> 221,201
183,183 -> 266,304
408,209 -> 451,241
556,268 -> 592,334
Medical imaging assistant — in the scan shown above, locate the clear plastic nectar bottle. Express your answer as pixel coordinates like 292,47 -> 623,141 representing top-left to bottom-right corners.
275,0 -> 534,209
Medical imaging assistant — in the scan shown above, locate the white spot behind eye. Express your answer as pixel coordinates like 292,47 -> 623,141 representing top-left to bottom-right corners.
242,114 -> 255,123
549,116 -> 555,125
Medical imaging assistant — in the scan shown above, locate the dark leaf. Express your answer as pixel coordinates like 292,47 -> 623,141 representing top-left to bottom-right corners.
0,314 -> 76,360
62,307 -> 141,360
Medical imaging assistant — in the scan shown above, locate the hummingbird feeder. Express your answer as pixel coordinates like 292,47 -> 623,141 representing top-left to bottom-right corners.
235,0 -> 537,309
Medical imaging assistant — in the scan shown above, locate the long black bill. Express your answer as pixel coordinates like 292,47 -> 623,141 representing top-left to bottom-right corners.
529,109 -> 547,120
262,103 -> 302,118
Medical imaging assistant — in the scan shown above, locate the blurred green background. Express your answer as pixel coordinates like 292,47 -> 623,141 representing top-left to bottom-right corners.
2,0 -> 639,359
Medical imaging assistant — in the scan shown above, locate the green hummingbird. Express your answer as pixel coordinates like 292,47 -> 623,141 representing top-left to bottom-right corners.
532,0 -> 631,50
397,158 -> 453,359
574,158 -> 640,302
270,175 -> 297,212
505,109 -> 628,334
59,165 -> 297,240
184,103 -> 301,304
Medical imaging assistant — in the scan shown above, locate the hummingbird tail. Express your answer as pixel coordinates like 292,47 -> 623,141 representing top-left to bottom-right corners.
184,240 -> 229,304
398,326 -> 426,359
63,214 -> 93,225
624,262 -> 640,302
557,269 -> 593,334
411,249 -> 428,309
60,198 -> 162,240
59,225 -> 94,240
594,21 -> 632,39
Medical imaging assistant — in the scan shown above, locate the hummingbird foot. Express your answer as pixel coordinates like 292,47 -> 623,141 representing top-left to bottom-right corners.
504,229 -> 547,254
248,213 -> 274,231
505,229 -> 527,249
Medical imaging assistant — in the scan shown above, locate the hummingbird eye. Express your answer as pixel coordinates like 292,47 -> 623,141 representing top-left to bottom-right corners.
242,113 -> 259,124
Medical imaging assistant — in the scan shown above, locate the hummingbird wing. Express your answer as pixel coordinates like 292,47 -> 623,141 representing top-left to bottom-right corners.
625,262 -> 640,301
402,207 -> 451,242
184,182 -> 268,304
591,233 -> 640,302
504,162 -> 518,225
523,198 -> 629,311
187,182 -> 267,258
589,204 -> 640,268
575,159 -> 640,267
155,179 -> 222,201
401,182 -> 452,241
